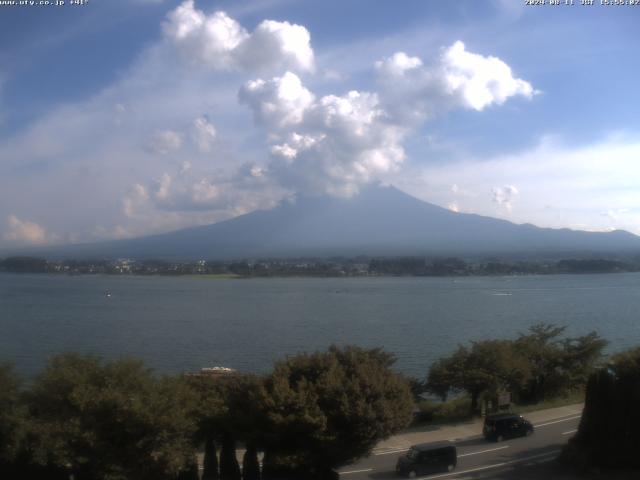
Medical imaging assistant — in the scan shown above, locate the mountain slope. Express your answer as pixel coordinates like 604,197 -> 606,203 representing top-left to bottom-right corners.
16,185 -> 640,260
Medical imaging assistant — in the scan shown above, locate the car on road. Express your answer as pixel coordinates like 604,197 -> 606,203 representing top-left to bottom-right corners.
395,442 -> 457,478
483,413 -> 534,442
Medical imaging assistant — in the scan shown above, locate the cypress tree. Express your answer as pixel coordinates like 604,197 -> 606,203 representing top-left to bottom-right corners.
220,433 -> 241,480
242,444 -> 260,480
202,435 -> 219,480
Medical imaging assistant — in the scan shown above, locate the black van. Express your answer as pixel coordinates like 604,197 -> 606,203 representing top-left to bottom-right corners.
395,442 -> 457,478
483,413 -> 534,442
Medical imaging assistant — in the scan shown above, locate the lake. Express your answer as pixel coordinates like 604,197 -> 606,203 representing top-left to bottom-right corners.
2,272 -> 640,379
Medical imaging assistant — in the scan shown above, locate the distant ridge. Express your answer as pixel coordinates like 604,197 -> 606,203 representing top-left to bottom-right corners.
10,185 -> 640,260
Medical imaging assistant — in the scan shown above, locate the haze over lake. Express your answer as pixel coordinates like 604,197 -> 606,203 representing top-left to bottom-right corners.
3,272 -> 640,379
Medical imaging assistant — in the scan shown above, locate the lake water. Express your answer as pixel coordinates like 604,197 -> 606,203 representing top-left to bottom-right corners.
2,272 -> 640,379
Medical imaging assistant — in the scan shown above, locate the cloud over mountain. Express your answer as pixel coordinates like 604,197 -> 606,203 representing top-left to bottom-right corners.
0,1 -> 543,248
375,41 -> 534,122
163,0 -> 314,73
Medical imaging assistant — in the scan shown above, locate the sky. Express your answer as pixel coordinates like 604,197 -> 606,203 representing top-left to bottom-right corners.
0,0 -> 639,249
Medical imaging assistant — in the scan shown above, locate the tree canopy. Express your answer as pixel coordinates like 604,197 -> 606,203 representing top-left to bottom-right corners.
26,353 -> 198,480
562,346 -> 640,469
259,345 -> 414,478
426,324 -> 607,413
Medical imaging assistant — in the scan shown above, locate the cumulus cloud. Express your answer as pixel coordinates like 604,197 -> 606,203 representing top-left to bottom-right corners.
442,41 -> 534,110
148,130 -> 184,155
240,42 -> 533,198
4,215 -> 56,245
375,41 -> 534,122
239,72 -> 315,128
241,72 -> 406,196
492,185 -> 519,211
163,0 -> 314,73
191,116 -> 217,152
0,1 -> 538,248
375,51 -> 423,77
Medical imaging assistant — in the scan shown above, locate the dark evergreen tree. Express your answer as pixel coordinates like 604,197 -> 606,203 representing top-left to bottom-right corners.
562,346 -> 640,469
202,434 -> 219,480
219,432 -> 241,480
242,444 -> 261,480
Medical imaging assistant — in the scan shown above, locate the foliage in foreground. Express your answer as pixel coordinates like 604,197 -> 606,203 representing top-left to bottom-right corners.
0,346 -> 413,480
259,346 -> 414,478
561,346 -> 640,470
425,324 -> 607,414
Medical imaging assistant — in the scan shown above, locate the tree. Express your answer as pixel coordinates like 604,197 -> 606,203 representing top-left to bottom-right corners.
0,364 -> 30,477
186,372 -> 264,480
242,444 -> 261,480
562,346 -> 640,469
201,435 -> 219,480
425,346 -> 468,402
426,341 -> 530,414
515,324 -> 568,402
426,324 -> 606,412
516,324 -> 606,402
27,353 -> 198,480
220,432 -> 242,480
259,345 -> 414,478
560,331 -> 608,391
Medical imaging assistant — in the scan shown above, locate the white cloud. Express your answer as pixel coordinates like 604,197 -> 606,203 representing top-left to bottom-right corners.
375,41 -> 534,122
240,43 -> 534,199
148,130 -> 184,155
491,185 -> 519,212
236,19 -> 314,73
375,51 -> 423,77
239,71 -> 315,128
0,0 -> 539,248
442,41 -> 534,111
4,215 -> 56,245
163,0 -> 314,73
192,116 -> 217,152
241,72 -> 407,196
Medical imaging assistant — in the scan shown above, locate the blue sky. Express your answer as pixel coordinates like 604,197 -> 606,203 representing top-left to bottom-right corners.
0,0 -> 639,247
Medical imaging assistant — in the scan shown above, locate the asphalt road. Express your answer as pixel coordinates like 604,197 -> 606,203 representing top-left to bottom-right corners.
338,413 -> 582,480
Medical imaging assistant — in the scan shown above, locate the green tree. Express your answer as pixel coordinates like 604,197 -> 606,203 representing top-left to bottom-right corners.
259,345 -> 413,478
27,353 -> 198,480
515,324 -> 568,402
426,324 -> 606,412
242,445 -> 261,480
562,346 -> 640,469
186,372 -> 264,480
426,341 -> 530,414
201,435 -> 219,480
516,324 -> 606,402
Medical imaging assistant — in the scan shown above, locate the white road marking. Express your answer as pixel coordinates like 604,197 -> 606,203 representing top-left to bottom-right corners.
535,415 -> 581,428
407,450 -> 561,479
562,429 -> 578,435
374,447 -> 409,456
341,468 -> 373,475
458,445 -> 509,457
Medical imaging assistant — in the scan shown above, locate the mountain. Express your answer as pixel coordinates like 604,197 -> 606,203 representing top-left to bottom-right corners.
12,185 -> 640,260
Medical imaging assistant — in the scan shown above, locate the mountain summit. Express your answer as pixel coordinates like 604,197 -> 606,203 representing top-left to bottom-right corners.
22,185 -> 640,260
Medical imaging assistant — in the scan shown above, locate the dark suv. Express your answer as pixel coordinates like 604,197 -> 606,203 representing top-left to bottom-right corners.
483,413 -> 534,442
395,442 -> 457,478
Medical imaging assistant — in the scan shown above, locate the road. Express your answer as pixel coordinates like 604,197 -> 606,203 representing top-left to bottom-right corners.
338,413 -> 581,480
